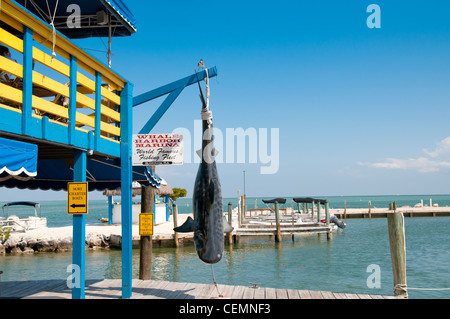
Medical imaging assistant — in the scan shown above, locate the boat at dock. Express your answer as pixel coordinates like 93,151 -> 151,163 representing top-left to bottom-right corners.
0,202 -> 47,232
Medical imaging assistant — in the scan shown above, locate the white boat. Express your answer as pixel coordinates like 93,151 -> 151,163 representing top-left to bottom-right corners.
0,202 -> 47,232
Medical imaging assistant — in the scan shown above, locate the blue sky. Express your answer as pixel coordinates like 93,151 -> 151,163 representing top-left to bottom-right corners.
4,0 -> 450,201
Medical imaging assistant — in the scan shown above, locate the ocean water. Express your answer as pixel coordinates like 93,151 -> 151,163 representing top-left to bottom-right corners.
0,195 -> 449,299
1,194 -> 446,227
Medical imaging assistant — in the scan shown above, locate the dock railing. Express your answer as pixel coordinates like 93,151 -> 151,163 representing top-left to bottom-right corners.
0,0 -> 128,156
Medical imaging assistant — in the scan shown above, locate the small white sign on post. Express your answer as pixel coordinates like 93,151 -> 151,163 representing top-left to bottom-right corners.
132,134 -> 183,166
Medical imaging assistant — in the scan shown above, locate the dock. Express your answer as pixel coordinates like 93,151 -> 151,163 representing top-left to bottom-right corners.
331,207 -> 450,219
0,279 -> 399,299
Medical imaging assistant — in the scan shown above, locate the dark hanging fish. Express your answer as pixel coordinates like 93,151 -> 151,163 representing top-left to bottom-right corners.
174,69 -> 233,264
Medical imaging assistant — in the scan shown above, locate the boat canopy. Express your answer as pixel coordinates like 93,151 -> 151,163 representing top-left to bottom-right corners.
2,202 -> 40,208
293,197 -> 328,204
0,137 -> 38,182
11,0 -> 137,38
262,198 -> 287,204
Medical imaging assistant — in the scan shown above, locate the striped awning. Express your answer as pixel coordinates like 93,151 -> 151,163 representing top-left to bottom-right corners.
0,137 -> 38,182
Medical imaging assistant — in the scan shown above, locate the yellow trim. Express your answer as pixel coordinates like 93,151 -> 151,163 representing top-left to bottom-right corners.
1,0 -> 126,89
100,135 -> 121,145
0,102 -> 22,113
0,39 -> 121,122
0,83 -> 23,103
0,27 -> 24,53
0,55 -> 22,76
0,83 -> 120,137
0,57 -> 120,122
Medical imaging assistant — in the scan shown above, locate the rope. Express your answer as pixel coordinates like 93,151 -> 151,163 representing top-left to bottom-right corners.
210,265 -> 224,298
408,287 -> 450,291
45,0 -> 59,63
394,284 -> 450,293
203,68 -> 213,127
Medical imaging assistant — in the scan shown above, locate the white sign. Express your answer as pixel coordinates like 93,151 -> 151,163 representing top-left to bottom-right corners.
132,134 -> 183,166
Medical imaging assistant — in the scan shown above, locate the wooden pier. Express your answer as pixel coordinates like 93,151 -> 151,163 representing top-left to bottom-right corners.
332,207 -> 450,219
0,279 -> 399,299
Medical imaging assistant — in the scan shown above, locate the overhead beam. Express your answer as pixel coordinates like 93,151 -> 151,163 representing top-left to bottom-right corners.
133,66 -> 218,107
138,87 -> 184,134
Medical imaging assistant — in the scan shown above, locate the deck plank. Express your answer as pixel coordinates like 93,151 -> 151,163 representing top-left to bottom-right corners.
286,289 -> 300,299
253,287 -> 266,299
298,290 -> 312,299
243,286 -> 256,299
265,287 -> 277,299
0,280 -> 397,300
231,285 -> 246,299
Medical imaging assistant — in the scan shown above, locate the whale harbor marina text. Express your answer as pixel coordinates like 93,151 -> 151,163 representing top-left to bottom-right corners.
133,134 -> 183,166
179,303 -> 271,316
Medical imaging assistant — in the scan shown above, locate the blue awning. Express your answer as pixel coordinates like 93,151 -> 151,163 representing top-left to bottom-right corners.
11,0 -> 137,38
0,137 -> 38,181
0,158 -> 151,192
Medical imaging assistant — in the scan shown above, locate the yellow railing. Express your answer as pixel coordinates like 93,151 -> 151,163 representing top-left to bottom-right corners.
0,0 -> 124,142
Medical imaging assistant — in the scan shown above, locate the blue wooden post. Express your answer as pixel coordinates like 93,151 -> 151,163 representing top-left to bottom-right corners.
69,56 -> 78,145
22,27 -> 33,136
108,196 -> 113,225
94,72 -> 102,151
72,149 -> 87,299
120,81 -> 134,299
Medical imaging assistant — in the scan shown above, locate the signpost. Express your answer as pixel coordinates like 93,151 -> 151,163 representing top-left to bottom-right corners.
68,182 -> 88,215
132,133 -> 183,280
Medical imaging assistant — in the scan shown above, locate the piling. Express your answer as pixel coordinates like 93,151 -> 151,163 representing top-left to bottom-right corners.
344,201 -> 347,219
227,203 -> 233,245
274,202 -> 281,243
387,209 -> 408,298
317,202 -> 321,223
325,202 -> 331,240
173,204 -> 179,247
139,186 -> 154,281
237,191 -> 241,227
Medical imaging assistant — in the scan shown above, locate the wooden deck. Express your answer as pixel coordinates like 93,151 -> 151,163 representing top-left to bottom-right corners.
0,279 -> 399,299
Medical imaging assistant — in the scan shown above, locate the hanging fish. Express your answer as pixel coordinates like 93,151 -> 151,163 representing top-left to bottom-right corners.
174,68 -> 233,264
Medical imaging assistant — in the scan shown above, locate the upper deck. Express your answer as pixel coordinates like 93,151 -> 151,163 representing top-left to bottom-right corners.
0,0 -> 132,159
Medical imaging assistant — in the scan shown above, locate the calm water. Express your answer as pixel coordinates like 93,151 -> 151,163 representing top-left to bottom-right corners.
1,195 -> 449,299
1,194 -> 447,227
1,213 -> 449,299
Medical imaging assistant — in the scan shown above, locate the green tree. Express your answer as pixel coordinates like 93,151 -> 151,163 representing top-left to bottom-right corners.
170,188 -> 187,201
0,226 -> 11,243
